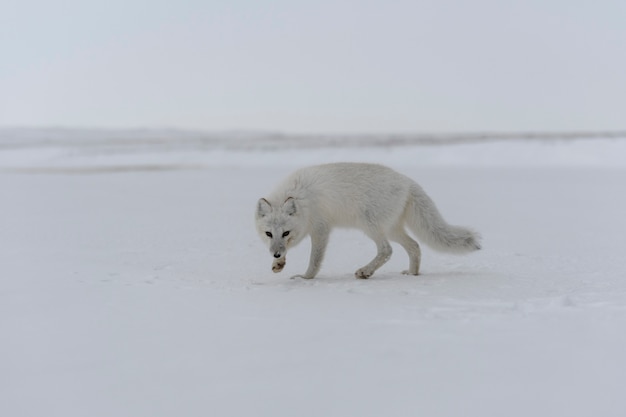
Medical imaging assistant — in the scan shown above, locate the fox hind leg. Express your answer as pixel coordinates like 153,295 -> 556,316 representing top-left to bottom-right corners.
355,231 -> 392,279
390,226 -> 421,275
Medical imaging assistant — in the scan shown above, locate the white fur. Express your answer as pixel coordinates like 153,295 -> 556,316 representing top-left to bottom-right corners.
255,162 -> 481,279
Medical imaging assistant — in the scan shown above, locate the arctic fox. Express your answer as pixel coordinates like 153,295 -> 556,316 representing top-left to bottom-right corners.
255,162 -> 481,279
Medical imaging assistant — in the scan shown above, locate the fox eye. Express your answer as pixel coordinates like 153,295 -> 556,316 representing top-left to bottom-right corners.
282,231 -> 290,237
265,232 -> 273,238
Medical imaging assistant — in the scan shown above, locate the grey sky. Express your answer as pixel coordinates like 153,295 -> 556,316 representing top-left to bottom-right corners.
2,0 -> 625,133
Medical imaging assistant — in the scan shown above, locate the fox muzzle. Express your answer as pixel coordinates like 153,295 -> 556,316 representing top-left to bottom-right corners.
270,242 -> 285,259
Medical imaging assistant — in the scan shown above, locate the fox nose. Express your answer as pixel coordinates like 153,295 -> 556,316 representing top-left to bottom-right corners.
273,252 -> 282,258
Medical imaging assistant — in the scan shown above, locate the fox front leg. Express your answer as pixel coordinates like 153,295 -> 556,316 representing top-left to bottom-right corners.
291,225 -> 330,280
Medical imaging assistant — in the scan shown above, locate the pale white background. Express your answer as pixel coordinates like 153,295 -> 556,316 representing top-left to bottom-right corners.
2,1 -> 626,132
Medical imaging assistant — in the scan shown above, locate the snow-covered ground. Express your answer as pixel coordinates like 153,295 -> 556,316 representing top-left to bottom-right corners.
2,131 -> 626,417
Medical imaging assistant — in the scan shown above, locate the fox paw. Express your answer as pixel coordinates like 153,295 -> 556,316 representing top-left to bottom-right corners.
402,270 -> 419,276
290,274 -> 314,280
272,259 -> 286,273
355,268 -> 373,279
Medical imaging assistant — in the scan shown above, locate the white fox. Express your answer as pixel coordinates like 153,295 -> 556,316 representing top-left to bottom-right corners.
255,162 -> 481,279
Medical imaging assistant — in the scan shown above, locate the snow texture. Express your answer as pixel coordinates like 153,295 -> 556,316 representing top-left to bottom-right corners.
2,130 -> 626,417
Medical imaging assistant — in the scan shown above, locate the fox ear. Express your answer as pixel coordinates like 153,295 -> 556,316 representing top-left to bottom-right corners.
282,197 -> 297,216
257,198 -> 272,218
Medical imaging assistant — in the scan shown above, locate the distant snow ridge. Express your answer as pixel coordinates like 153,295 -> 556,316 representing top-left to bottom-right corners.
1,127 -> 626,172
1,127 -> 625,151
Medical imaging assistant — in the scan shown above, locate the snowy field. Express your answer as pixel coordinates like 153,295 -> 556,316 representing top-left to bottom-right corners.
2,131 -> 626,417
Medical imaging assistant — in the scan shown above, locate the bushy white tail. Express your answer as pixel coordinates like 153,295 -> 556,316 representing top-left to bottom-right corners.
406,185 -> 482,253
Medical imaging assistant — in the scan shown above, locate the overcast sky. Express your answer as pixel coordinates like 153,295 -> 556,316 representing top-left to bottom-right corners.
2,0 -> 625,133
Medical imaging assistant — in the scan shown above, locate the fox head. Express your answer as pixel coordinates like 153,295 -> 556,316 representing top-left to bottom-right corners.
255,197 -> 304,260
